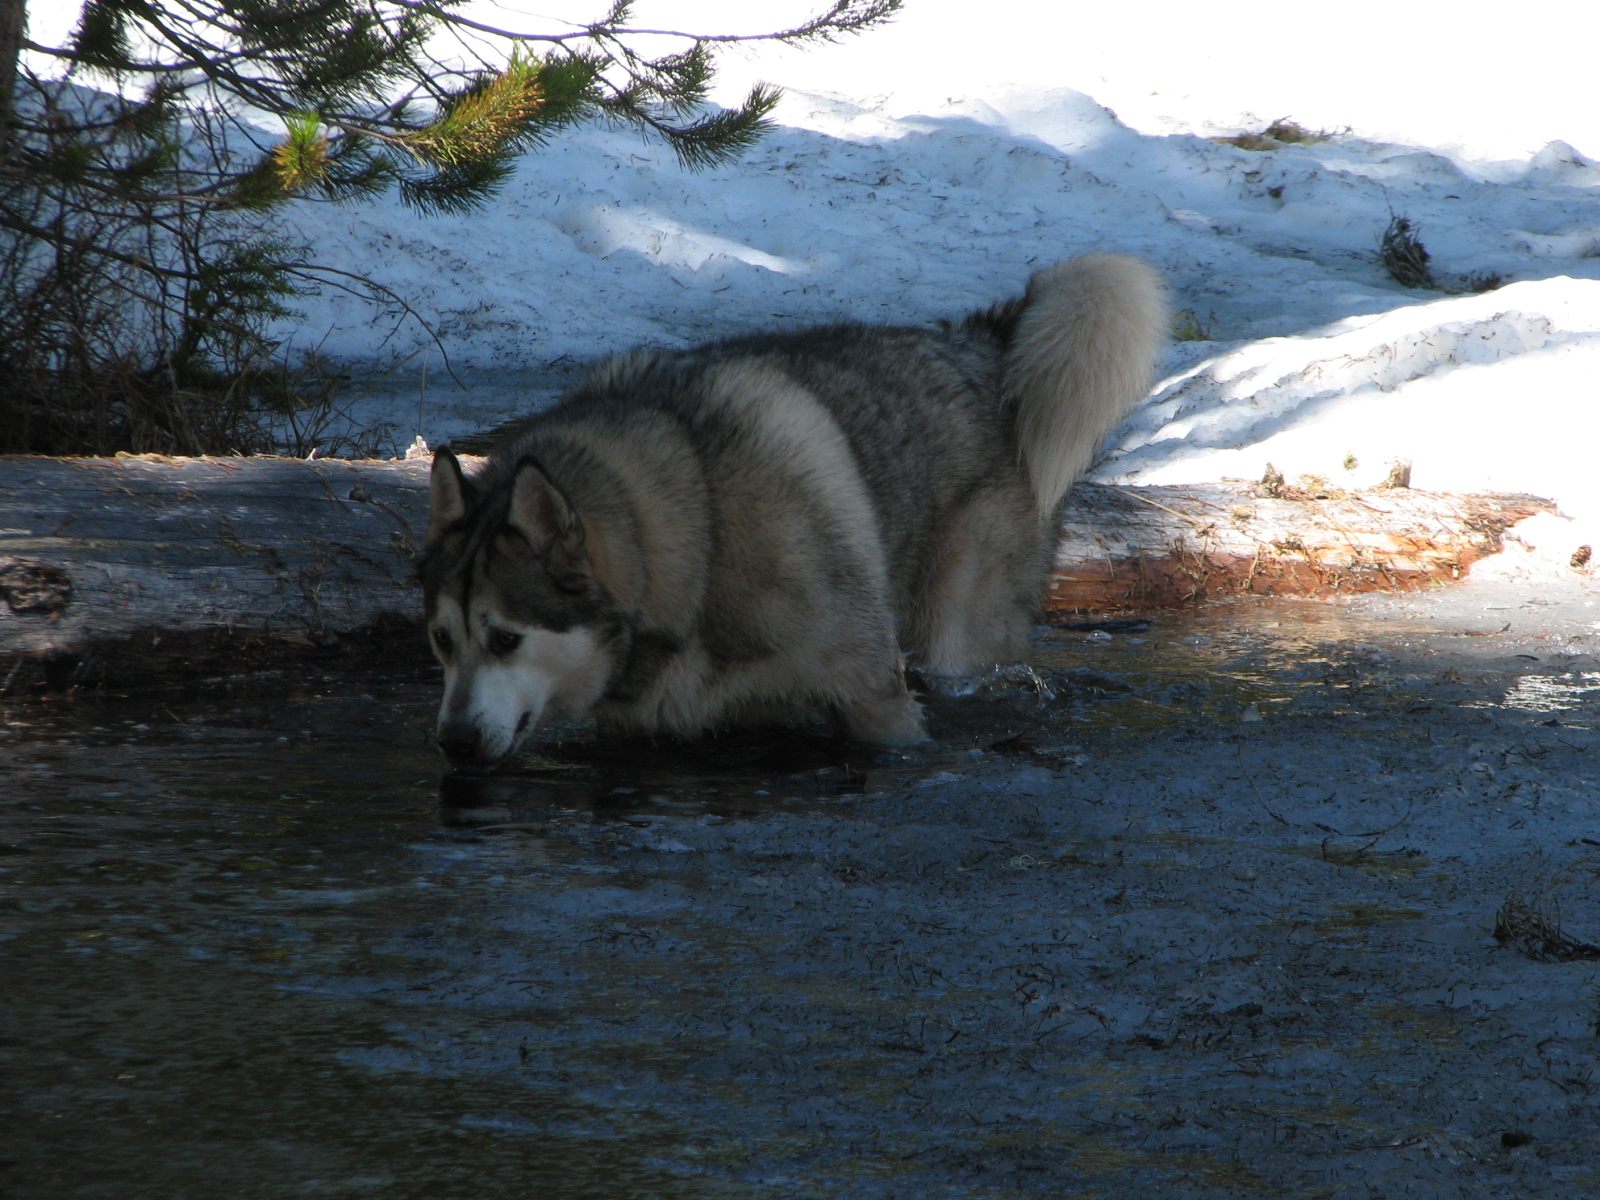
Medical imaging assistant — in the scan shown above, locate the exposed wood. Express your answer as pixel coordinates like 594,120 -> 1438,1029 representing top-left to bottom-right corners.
1049,481 -> 1552,613
0,455 -> 1553,692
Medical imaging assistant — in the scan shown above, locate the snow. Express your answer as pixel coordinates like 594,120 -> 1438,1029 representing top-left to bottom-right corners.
26,3 -> 1600,548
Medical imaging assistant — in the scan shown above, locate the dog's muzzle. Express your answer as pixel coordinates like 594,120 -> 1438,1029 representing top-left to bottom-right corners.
436,710 -> 534,770
437,721 -> 488,768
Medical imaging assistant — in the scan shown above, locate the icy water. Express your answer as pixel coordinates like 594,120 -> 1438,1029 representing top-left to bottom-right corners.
5,595 -> 1599,1199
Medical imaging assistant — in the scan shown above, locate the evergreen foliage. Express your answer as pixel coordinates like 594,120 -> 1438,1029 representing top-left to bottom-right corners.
0,0 -> 901,453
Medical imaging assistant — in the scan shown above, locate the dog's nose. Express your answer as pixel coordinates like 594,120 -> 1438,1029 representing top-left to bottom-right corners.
437,723 -> 482,766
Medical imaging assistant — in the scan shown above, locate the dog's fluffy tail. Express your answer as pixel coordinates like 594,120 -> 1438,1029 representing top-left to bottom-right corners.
991,254 -> 1166,517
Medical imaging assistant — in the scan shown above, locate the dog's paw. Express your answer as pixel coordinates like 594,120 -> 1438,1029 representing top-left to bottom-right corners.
837,690 -> 930,747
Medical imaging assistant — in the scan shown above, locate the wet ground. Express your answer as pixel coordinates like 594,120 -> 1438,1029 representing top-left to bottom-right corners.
4,575 -> 1599,1199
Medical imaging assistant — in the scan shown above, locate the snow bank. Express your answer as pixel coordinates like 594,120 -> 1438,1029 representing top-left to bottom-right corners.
27,2 -> 1600,548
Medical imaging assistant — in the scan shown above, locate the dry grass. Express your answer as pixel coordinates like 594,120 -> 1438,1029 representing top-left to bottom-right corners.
1171,307 -> 1214,342
1494,889 -> 1600,962
1379,214 -> 1437,289
1215,119 -> 1337,151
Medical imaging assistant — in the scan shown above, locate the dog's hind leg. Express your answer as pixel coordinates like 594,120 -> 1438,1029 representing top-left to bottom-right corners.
917,489 -> 1044,677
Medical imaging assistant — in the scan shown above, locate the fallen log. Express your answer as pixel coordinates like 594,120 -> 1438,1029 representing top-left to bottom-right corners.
1051,480 -> 1552,611
0,454 -> 430,692
0,455 -> 1553,693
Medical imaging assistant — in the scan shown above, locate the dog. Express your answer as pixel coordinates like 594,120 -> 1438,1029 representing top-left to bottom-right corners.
422,254 -> 1165,768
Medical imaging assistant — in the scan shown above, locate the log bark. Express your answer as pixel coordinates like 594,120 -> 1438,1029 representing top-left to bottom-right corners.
0,455 -> 1552,692
0,455 -> 431,691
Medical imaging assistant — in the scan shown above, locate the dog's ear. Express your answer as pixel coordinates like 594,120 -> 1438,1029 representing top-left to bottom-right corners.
506,458 -> 582,553
426,448 -> 474,547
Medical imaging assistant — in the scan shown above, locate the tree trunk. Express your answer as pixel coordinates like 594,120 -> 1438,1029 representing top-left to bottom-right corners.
0,0 -> 25,156
0,454 -> 1554,693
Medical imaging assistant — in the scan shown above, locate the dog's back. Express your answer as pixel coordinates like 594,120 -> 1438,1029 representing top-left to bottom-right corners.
424,254 -> 1164,762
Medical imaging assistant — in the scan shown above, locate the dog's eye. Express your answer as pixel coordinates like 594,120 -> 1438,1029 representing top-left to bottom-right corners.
487,629 -> 523,657
431,627 -> 453,656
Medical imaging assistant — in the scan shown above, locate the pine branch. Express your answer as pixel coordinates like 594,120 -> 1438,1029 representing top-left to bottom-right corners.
396,155 -> 515,215
393,55 -> 545,168
395,0 -> 902,49
69,0 -> 137,72
271,111 -> 330,191
618,83 -> 782,171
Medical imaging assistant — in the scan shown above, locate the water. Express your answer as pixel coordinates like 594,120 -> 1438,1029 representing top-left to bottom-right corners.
3,675 -> 602,1196
5,599 -> 1597,1198
2,665 -> 947,1199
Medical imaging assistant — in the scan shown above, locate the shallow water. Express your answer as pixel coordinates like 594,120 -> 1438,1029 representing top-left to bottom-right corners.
5,596 -> 1598,1198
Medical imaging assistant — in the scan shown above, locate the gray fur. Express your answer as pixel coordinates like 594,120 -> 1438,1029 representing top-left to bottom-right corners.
422,254 -> 1165,767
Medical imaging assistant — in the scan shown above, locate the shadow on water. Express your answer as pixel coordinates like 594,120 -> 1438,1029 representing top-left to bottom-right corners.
429,620 -> 1170,828
431,611 -> 1293,829
0,666 -> 724,1199
5,598 -> 1592,1198
437,727 -> 888,825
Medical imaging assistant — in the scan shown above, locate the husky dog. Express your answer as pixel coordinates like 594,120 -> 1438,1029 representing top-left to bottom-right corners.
422,254 -> 1164,768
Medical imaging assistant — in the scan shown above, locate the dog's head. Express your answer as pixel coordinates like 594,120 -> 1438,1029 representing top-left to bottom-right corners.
420,448 -> 615,769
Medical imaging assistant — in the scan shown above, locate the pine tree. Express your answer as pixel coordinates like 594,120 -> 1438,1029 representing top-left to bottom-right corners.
0,0 -> 901,453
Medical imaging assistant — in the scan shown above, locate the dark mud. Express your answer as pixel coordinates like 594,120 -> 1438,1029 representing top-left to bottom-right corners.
4,580 -> 1599,1198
